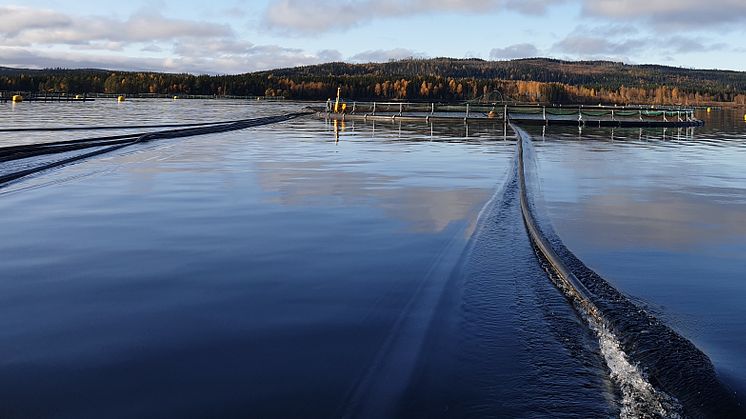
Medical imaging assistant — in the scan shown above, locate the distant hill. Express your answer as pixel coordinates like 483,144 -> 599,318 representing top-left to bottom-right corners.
266,58 -> 746,93
2,58 -> 745,105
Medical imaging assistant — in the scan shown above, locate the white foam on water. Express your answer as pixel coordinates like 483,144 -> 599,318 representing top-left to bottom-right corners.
517,124 -> 685,419
589,314 -> 682,419
547,267 -> 683,419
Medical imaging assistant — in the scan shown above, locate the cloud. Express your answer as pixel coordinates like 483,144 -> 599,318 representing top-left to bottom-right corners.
263,0 -> 564,34
551,25 -> 729,60
0,6 -> 71,37
0,47 -> 171,72
0,6 -> 341,74
318,49 -> 344,62
349,48 -> 427,62
0,7 -> 232,47
553,36 -> 638,56
489,43 -> 540,60
582,0 -> 746,29
665,36 -> 727,54
262,0 -> 746,34
2,2 -> 741,73
0,44 -> 340,75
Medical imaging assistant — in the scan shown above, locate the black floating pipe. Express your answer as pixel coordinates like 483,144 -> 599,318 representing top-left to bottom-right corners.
0,111 -> 312,188
512,123 -> 744,418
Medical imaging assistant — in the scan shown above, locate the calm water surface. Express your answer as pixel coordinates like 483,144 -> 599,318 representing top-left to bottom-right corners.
531,110 -> 746,397
1,100 -> 521,417
1,100 -> 744,417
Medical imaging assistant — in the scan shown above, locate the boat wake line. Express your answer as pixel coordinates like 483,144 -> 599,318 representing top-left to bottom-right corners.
512,124 -> 744,418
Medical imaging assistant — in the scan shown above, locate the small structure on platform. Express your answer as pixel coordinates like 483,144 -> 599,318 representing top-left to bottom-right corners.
317,100 -> 704,128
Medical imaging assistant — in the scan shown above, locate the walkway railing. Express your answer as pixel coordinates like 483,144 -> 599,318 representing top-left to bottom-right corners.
322,101 -> 700,126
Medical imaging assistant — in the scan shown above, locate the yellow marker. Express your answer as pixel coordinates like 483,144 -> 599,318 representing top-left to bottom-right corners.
707,107 -> 712,113
334,87 -> 341,113
117,95 -> 125,102
75,94 -> 82,100
743,113 -> 746,121
11,95 -> 23,102
173,96 -> 179,100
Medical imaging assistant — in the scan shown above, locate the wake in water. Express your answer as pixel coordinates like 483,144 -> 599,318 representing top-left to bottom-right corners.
514,124 -> 744,418
399,146 -> 617,418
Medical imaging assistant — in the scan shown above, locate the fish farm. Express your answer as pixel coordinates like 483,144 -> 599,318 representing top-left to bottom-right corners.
318,100 -> 704,128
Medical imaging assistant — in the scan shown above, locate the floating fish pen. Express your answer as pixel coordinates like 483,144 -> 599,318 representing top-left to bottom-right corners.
317,101 -> 704,128
1,92 -> 95,102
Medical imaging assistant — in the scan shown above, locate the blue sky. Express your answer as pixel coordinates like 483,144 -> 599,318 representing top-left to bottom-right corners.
1,0 -> 744,74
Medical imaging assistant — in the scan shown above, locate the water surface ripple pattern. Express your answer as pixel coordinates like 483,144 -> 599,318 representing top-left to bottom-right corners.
514,124 -> 745,418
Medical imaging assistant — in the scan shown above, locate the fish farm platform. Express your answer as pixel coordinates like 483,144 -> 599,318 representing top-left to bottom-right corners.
314,102 -> 704,128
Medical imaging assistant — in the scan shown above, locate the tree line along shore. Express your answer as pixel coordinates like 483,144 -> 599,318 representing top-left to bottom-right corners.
2,58 -> 746,106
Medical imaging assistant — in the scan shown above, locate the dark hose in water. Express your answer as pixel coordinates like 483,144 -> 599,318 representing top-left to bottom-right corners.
512,123 -> 744,418
0,119 -> 254,133
0,111 -> 312,188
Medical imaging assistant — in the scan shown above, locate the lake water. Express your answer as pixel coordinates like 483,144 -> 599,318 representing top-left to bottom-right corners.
0,100 -> 744,417
530,111 -> 746,402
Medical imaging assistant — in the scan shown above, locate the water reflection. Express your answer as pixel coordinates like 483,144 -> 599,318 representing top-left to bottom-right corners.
532,110 -> 746,398
549,187 -> 746,251
0,109 -> 516,417
559,125 -> 699,143
0,99 -> 304,147
255,159 -> 491,233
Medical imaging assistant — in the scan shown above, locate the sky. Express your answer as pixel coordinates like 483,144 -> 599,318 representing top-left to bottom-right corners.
1,0 -> 745,74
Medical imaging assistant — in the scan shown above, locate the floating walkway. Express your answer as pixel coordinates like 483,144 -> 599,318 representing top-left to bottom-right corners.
317,101 -> 704,128
1,93 -> 96,102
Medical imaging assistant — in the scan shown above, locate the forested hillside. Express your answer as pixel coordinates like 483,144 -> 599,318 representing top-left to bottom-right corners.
2,58 -> 746,105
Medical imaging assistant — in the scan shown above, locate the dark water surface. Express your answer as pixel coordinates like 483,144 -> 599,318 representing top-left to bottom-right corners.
1,101 -> 744,417
530,110 -> 746,403
1,101 -> 518,417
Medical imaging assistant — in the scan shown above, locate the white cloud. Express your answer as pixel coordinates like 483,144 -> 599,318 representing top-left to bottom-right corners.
0,6 -> 71,37
582,0 -> 746,28
1,1 -> 743,73
553,36 -> 638,56
0,44 -> 340,75
263,0 -> 564,34
349,48 -> 427,62
489,43 -> 540,60
262,0 -> 746,34
0,6 -> 340,74
0,46 -> 172,72
551,26 -> 729,62
0,7 -> 232,47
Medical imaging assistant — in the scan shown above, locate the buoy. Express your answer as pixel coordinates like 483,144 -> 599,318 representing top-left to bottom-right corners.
173,96 -> 179,100
11,95 -> 23,103
117,95 -> 125,102
707,107 -> 711,113
743,113 -> 746,121
75,94 -> 82,100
